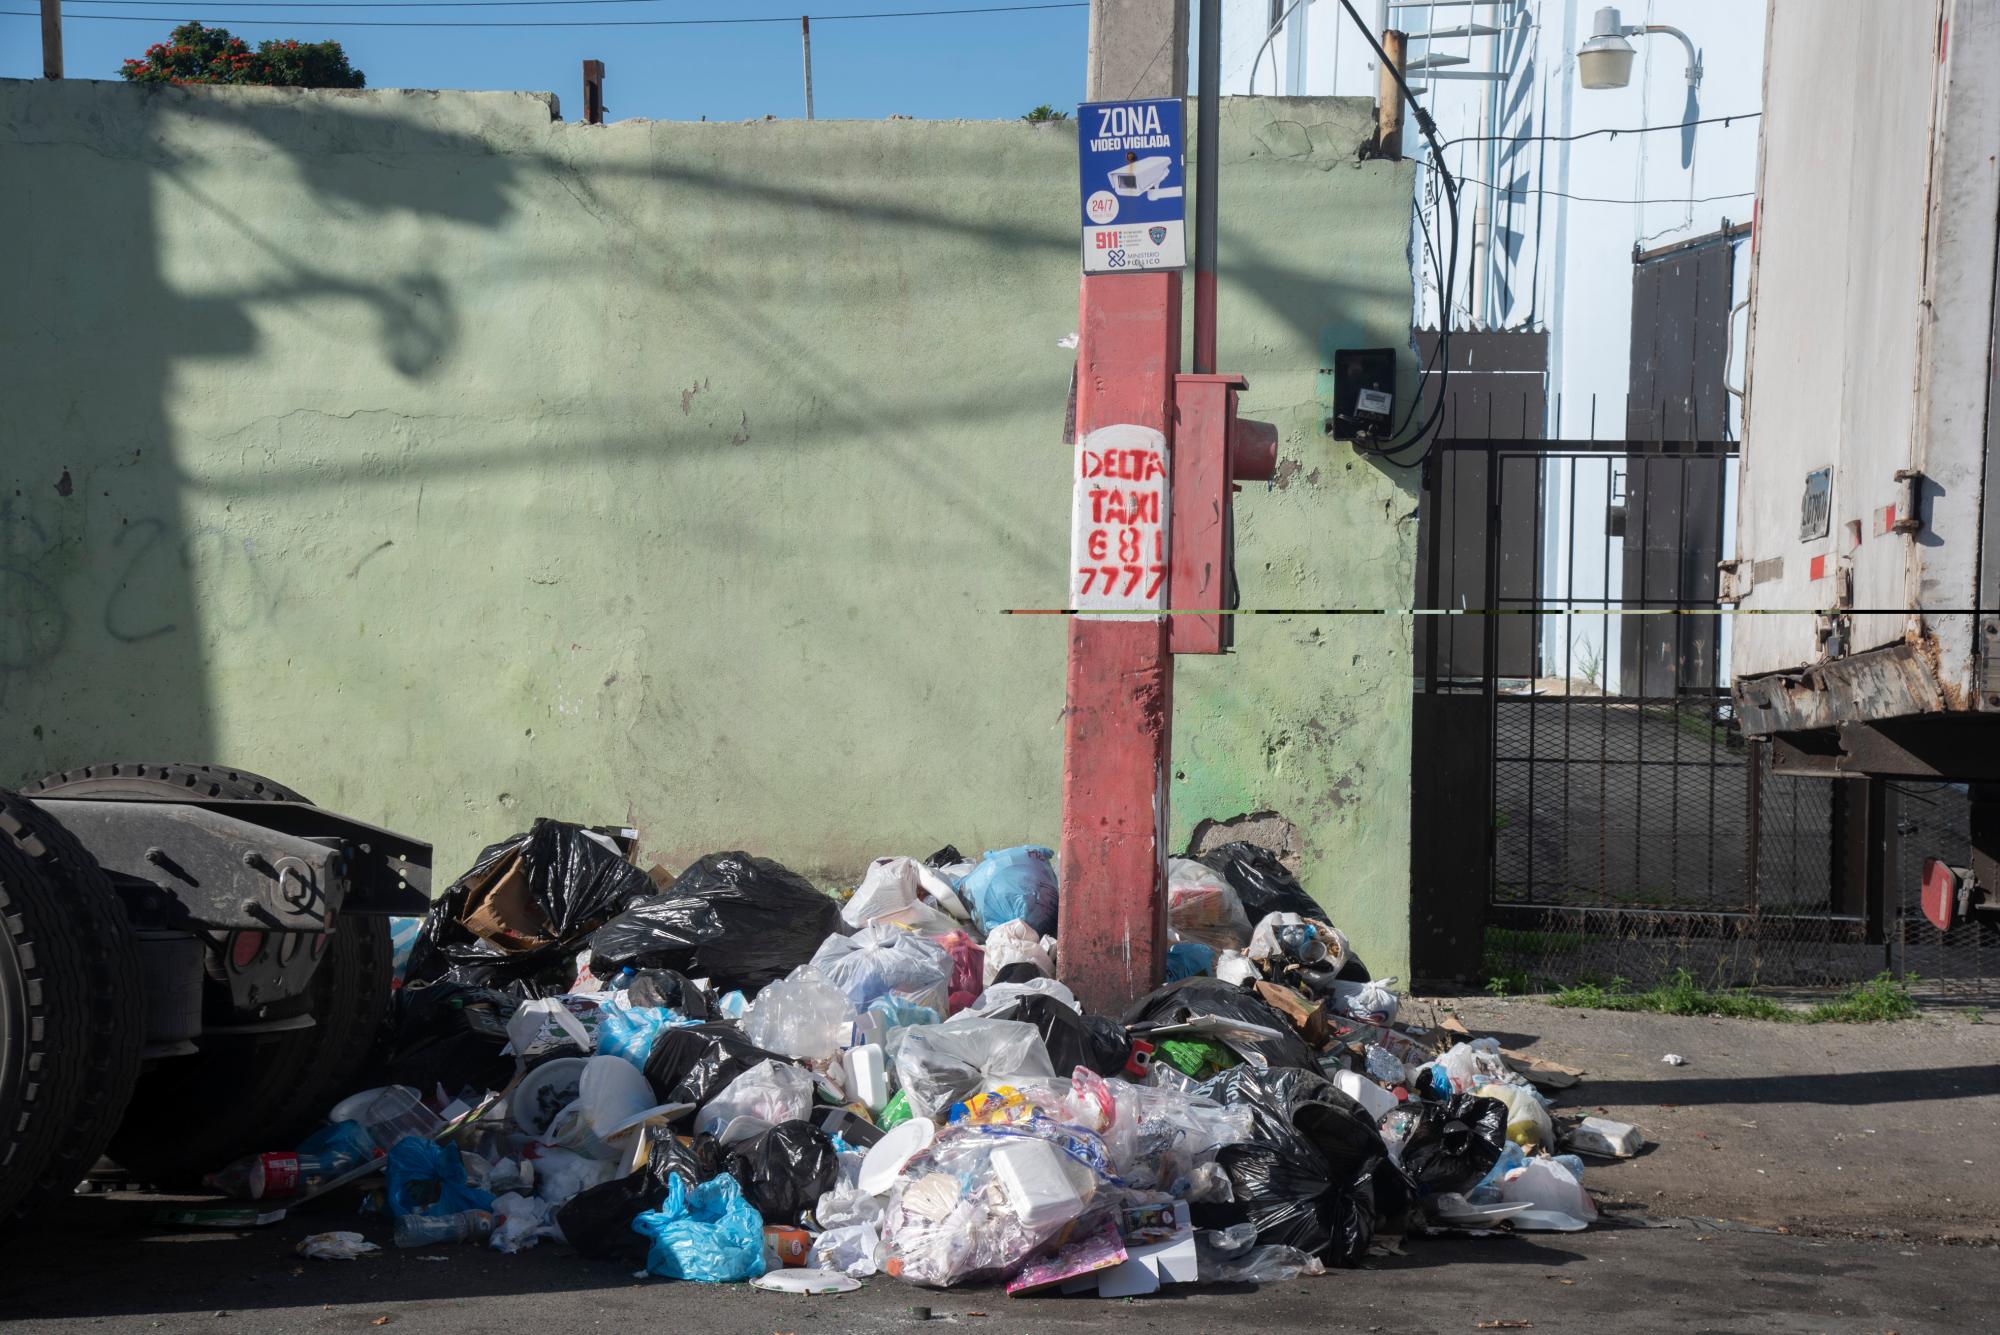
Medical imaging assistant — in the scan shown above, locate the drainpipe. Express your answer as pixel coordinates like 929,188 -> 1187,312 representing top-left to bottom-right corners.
1193,0 -> 1222,374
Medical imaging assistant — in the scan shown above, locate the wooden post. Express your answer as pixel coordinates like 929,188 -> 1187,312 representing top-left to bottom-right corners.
801,16 -> 815,121
1376,28 -> 1406,159
41,0 -> 62,79
582,60 -> 605,125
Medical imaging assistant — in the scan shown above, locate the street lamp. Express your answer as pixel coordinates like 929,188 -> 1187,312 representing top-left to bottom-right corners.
1578,5 -> 1702,89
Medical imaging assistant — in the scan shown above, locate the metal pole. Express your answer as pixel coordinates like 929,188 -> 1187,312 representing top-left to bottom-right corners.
801,16 -> 815,121
1192,0 -> 1221,375
41,0 -> 61,79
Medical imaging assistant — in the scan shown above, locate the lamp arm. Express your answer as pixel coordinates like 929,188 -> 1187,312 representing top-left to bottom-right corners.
1635,22 -> 1703,87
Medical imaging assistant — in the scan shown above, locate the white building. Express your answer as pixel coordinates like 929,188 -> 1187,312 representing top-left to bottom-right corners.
1208,0 -> 1768,687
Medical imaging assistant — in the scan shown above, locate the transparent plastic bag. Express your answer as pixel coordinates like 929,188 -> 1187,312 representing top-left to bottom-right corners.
812,926 -> 953,1013
739,967 -> 856,1063
933,931 -> 985,1013
1194,1225 -> 1326,1282
695,1058 -> 815,1143
1167,858 -> 1253,951
811,1220 -> 885,1277
634,1172 -> 767,1282
880,1123 -> 1111,1288
893,1019 -> 1055,1119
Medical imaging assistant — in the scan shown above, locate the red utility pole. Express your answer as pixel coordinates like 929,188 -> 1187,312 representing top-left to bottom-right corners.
1057,0 -> 1275,1016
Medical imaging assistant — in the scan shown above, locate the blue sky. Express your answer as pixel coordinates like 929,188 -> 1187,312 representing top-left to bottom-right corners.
0,2 -> 1089,121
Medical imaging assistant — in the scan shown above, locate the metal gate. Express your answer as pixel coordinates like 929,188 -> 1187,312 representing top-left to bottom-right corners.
1409,434 -> 1893,992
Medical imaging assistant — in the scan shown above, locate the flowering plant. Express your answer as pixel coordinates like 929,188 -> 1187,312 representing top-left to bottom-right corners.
120,22 -> 364,88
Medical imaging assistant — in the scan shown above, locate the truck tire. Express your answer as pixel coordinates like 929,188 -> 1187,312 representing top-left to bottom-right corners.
23,764 -> 392,1185
0,792 -> 144,1220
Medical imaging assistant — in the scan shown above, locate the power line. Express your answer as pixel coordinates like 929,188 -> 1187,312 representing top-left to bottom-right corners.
1441,111 -> 1760,152
1407,162 -> 1755,207
2,1 -> 1086,23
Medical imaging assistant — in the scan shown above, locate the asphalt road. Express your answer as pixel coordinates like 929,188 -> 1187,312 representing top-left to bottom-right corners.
5,1002 -> 1994,1334
2,1194 -> 1995,1335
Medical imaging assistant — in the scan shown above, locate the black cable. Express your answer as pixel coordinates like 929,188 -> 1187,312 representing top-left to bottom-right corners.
1333,0 -> 1459,466
3,0 -> 1084,22
1440,111 -> 1760,153
1400,160 -> 1754,207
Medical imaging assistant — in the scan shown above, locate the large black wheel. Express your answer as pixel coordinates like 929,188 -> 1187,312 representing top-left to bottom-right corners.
23,763 -> 392,1185
0,792 -> 144,1220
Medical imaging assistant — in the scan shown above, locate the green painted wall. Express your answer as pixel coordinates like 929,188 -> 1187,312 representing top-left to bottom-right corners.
1,82 -> 1417,976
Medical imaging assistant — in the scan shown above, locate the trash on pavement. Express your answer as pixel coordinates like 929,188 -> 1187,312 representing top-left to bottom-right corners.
298,1231 -> 381,1260
1564,1116 -> 1644,1159
180,831 -> 1627,1298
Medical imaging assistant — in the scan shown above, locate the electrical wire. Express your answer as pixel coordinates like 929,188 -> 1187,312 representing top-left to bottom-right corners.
1440,110 -> 1759,152
1402,162 -> 1754,207
2,0 -> 1085,21
1335,0 -> 1459,467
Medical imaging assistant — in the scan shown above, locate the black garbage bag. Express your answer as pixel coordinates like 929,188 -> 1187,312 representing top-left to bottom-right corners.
404,819 -> 655,989
1196,1065 -> 1401,1267
376,979 -> 520,1095
1398,1094 -> 1509,1194
983,993 -> 1131,1077
588,900 -> 726,972
925,845 -> 966,867
587,852 -> 839,994
727,1120 -> 838,1226
990,959 -> 1050,986
1122,976 -> 1320,1071
557,1128 -> 727,1262
641,1021 -> 791,1110
626,967 -> 714,1020
1197,842 -> 1327,926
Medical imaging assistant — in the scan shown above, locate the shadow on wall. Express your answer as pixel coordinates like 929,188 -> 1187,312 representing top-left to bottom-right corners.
3,85 -> 524,781
5,85 -> 1411,805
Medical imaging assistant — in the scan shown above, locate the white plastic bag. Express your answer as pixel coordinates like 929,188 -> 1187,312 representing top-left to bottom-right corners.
1498,1155 -> 1596,1221
740,966 -> 856,1062
958,976 -> 1078,1019
810,926 -> 952,1013
531,1147 -> 616,1206
981,919 -> 1056,986
1167,858 -> 1253,951
695,1058 -> 815,1142
893,1018 -> 1055,1118
1323,976 -> 1399,1025
842,857 -> 971,932
489,1191 -> 565,1253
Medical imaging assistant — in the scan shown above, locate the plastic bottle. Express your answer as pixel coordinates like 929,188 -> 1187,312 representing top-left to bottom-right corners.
203,1152 -> 332,1199
393,1209 -> 495,1249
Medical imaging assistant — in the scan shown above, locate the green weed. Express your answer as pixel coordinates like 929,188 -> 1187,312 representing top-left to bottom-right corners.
1547,967 -> 1921,1024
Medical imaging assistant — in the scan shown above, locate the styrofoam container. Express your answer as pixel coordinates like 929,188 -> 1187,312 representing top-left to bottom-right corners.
842,1044 -> 890,1113
1332,1070 -> 1398,1123
989,1137 -> 1082,1230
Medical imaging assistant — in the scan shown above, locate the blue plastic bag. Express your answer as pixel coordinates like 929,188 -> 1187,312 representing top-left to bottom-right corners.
297,1119 -> 376,1173
1165,941 -> 1216,981
866,991 -> 942,1034
597,994 -> 701,1069
385,1137 -> 495,1219
633,1172 -> 767,1282
961,846 -> 1059,937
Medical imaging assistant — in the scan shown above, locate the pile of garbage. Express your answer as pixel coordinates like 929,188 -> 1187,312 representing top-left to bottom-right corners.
218,819 -> 1636,1293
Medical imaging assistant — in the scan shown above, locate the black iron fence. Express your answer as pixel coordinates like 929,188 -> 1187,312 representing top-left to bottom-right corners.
1407,437 -> 1999,997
